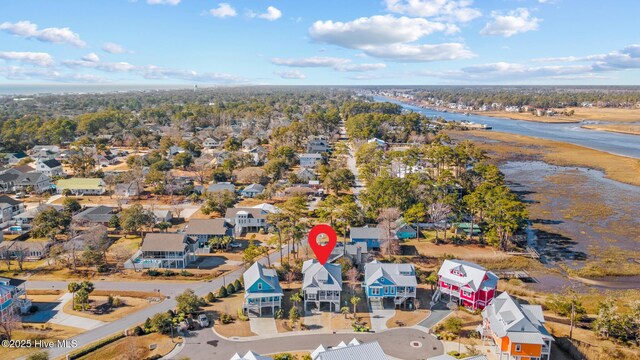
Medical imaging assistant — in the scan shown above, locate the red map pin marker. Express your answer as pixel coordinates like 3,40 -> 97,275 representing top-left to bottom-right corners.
308,224 -> 337,265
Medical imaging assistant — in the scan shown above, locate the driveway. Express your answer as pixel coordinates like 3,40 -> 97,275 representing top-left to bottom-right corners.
419,302 -> 452,330
177,326 -> 443,360
48,293 -> 106,330
369,309 -> 395,331
249,317 -> 277,337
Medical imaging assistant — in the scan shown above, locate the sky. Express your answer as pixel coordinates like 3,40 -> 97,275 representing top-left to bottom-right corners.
1,0 -> 639,86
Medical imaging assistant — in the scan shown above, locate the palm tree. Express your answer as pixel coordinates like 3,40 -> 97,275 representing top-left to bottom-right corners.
290,292 -> 302,311
68,282 -> 80,308
350,296 -> 361,317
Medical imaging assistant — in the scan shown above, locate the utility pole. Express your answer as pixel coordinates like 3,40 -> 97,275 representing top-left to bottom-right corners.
569,300 -> 575,341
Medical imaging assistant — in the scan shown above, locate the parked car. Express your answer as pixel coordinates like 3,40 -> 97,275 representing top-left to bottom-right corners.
229,242 -> 242,248
198,313 -> 210,327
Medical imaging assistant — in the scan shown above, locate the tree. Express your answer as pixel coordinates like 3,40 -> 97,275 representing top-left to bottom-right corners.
428,202 -> 452,244
288,306 -> 299,324
62,198 -> 81,214
108,214 -> 121,230
346,267 -> 359,295
218,286 -> 228,298
484,186 -> 527,250
31,208 -> 71,242
173,152 -> 192,169
350,296 -> 361,316
68,282 -> 80,309
154,221 -> 172,232
175,289 -> 205,315
201,190 -> 236,215
149,312 -> 173,334
426,272 -> 438,291
120,204 -> 155,238
242,241 -> 266,265
341,306 -> 350,319
404,203 -> 427,240
378,207 -> 401,258
74,281 -> 95,311
290,291 -> 302,310
546,291 -> 586,340
335,196 -> 362,249
323,168 -> 355,195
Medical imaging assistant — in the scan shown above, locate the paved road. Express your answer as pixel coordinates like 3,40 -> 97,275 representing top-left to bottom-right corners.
419,302 -> 452,329
26,281 -> 193,296
43,245 -> 292,359
176,327 -> 443,360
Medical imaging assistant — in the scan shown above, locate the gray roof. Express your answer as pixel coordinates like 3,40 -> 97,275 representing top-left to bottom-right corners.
208,182 -> 236,193
73,206 -> 117,224
350,226 -> 382,240
14,204 -> 62,220
315,341 -> 387,360
225,207 -> 268,221
482,292 -> 553,344
0,173 -> 19,183
302,259 -> 342,292
185,218 -> 230,236
40,159 -> 62,168
141,233 -> 191,252
0,195 -> 21,206
16,172 -> 49,186
364,261 -> 417,287
242,183 -> 265,193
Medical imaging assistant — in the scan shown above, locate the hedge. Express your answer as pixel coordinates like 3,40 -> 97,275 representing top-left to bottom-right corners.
68,333 -> 126,359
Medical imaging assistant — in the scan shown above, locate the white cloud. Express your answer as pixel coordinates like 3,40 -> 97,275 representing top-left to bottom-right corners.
275,70 -> 306,79
0,65 -> 111,83
102,42 -> 128,54
310,15 -> 457,48
147,0 -> 181,5
248,6 -> 282,21
309,15 -> 470,62
385,0 -> 481,22
81,53 -> 100,62
480,8 -> 541,37
0,51 -> 54,66
0,20 -> 86,47
210,3 -> 237,18
271,56 -> 386,72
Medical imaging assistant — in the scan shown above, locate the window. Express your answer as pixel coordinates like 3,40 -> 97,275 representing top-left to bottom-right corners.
257,283 -> 262,290
371,287 -> 381,295
515,344 -> 521,352
462,289 -> 472,297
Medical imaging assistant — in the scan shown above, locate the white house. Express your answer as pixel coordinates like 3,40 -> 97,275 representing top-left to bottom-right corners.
224,207 -> 270,236
115,181 -> 140,198
184,218 -> 232,249
203,138 -> 222,148
299,153 -> 323,168
128,233 -> 195,269
302,259 -> 342,312
15,172 -> 51,194
240,183 -> 265,198
34,159 -> 64,177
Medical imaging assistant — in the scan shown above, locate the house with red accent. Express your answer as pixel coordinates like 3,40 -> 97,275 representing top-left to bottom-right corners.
433,259 -> 498,310
481,292 -> 553,360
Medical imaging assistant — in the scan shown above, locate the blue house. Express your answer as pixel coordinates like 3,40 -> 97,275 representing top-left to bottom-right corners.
350,225 -> 385,249
364,261 -> 417,309
242,262 -> 283,317
395,223 -> 417,240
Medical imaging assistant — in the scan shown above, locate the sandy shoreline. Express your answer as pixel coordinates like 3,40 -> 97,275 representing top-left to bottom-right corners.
582,124 -> 640,136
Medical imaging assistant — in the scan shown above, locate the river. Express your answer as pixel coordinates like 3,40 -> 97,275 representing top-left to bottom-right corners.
375,96 -> 640,159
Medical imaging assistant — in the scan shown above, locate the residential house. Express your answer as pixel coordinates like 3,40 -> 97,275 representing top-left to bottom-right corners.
350,225 -> 386,249
0,241 -> 50,261
225,207 -> 270,236
168,146 -> 186,158
299,153 -> 323,168
367,138 -> 388,149
73,206 -> 118,226
302,259 -> 342,312
296,168 -> 316,182
306,138 -> 331,154
330,242 -> 368,266
153,210 -> 174,223
311,339 -> 389,360
184,218 -> 232,249
30,149 -> 58,162
97,154 -> 117,168
203,138 -> 222,148
242,262 -> 283,317
5,152 -> 28,165
0,195 -> 25,223
481,292 -> 553,360
34,159 -> 64,177
246,146 -> 268,165
56,178 -> 106,195
30,145 -> 60,156
242,138 -> 259,151
0,277 -> 31,322
207,182 -> 236,194
429,355 -> 488,360
240,183 -> 265,198
364,261 -> 417,309
14,204 -> 63,226
115,181 -> 140,198
435,259 -> 498,310
0,172 -> 19,193
395,223 -> 417,240
129,233 -> 195,269
15,172 -> 51,194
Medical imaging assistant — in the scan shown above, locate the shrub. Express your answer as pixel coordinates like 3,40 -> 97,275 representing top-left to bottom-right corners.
27,351 -> 49,360
147,269 -> 160,277
442,317 -> 463,334
233,279 -> 242,290
112,296 -> 123,307
180,270 -> 193,277
237,308 -> 249,321
162,269 -> 176,277
274,308 -> 283,319
226,283 -> 236,294
68,333 -> 125,359
97,264 -> 109,273
218,286 -> 228,298
132,326 -> 144,336
219,312 -> 233,324
205,292 -> 216,303
107,294 -> 114,305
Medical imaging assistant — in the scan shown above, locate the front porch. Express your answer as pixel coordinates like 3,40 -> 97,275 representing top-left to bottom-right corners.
243,294 -> 282,317
304,290 -> 340,312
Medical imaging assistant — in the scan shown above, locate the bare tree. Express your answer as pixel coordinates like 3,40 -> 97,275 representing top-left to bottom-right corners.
429,202 -> 452,244
0,313 -> 20,339
13,243 -> 27,271
346,267 -> 359,295
378,207 -> 401,258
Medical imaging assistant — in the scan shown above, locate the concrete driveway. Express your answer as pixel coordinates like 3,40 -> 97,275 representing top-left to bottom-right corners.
48,293 -> 106,330
249,317 -> 277,337
420,302 -> 452,330
369,309 -> 395,331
